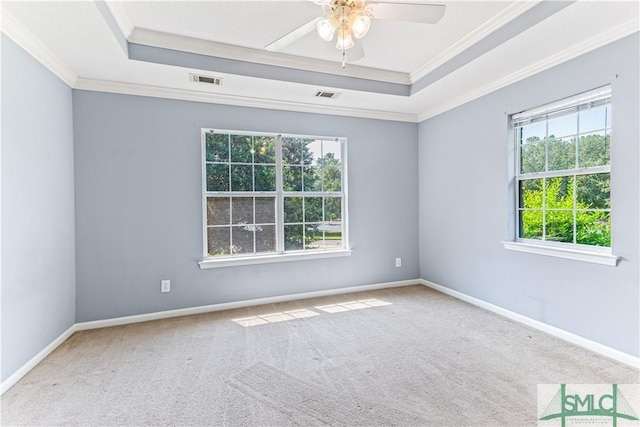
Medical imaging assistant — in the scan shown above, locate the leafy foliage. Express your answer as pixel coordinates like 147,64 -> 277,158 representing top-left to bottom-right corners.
519,130 -> 611,247
205,133 -> 343,255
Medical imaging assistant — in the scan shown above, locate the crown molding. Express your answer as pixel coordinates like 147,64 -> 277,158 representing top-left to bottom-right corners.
74,78 -> 418,123
410,1 -> 541,83
103,0 -> 134,39
417,19 -> 640,122
0,7 -> 77,87
129,27 -> 411,85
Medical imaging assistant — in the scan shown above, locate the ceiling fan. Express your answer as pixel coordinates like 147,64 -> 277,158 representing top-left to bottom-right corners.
265,0 -> 446,68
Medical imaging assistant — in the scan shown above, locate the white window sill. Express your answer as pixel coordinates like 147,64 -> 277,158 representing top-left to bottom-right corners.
502,241 -> 619,266
199,249 -> 353,269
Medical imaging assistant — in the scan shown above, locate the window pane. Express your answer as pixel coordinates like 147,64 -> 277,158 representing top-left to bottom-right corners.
579,105 -> 607,133
283,165 -> 302,191
519,179 -> 543,209
545,210 -> 574,243
255,197 -> 275,224
324,228 -> 342,248
303,166 -> 320,191
230,164 -> 253,191
323,139 -> 341,162
545,176 -> 574,210
232,197 -> 253,224
520,122 -> 545,144
254,165 -> 276,191
206,164 -> 229,192
325,197 -> 342,221
578,133 -> 609,167
303,139 -> 320,166
232,225 -> 254,254
230,134 -> 253,163
548,113 -> 576,138
520,140 -> 544,174
206,133 -> 229,162
547,137 -> 576,171
576,173 -> 610,209
519,210 -> 542,240
305,197 -> 323,222
282,137 -> 302,164
284,224 -> 303,250
207,227 -> 230,256
207,197 -> 230,225
322,166 -> 342,192
253,136 -> 276,164
284,197 -> 303,223
256,225 -> 276,252
305,224 -> 322,250
576,211 -> 610,247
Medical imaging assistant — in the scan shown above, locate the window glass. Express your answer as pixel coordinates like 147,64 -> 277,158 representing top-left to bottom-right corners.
514,89 -> 611,248
203,131 -> 346,258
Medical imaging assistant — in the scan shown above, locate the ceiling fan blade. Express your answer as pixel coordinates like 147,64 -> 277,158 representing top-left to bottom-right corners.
368,3 -> 445,24
265,17 -> 322,52
347,41 -> 366,62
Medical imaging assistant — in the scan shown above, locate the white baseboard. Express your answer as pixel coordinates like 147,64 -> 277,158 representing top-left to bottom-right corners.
75,279 -> 419,331
2,278 -> 418,395
0,324 -> 78,395
419,278 -> 640,369
4,277 -> 636,395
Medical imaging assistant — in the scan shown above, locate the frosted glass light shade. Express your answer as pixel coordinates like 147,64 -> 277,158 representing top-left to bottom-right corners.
350,14 -> 370,39
317,18 -> 338,41
336,28 -> 354,50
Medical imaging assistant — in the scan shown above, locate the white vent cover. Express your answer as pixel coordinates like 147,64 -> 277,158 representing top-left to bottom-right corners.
314,90 -> 341,99
190,73 -> 223,86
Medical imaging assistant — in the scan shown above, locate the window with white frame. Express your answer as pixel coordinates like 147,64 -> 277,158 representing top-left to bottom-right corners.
201,129 -> 347,262
513,86 -> 611,249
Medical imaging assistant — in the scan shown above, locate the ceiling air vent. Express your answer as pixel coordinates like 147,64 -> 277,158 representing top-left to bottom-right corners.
190,73 -> 223,86
314,90 -> 341,99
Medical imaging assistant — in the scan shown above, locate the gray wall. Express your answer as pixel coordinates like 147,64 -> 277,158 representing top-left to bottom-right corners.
73,92 -> 419,322
1,35 -> 76,382
418,33 -> 639,357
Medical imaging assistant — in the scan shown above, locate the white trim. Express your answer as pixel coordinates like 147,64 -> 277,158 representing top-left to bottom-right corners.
129,27 -> 411,85
74,78 -> 418,123
410,1 -> 540,82
0,278 -> 415,395
0,7 -> 78,87
417,19 -> 640,122
4,278 -> 637,395
0,324 -> 77,395
103,0 -> 134,39
502,241 -> 619,266
419,279 -> 639,368
74,279 -> 418,331
199,249 -> 353,269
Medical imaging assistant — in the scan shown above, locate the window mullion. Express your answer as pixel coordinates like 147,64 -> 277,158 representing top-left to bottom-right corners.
275,134 -> 285,253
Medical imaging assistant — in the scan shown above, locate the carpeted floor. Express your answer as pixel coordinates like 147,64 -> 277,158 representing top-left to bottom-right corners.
1,285 -> 638,426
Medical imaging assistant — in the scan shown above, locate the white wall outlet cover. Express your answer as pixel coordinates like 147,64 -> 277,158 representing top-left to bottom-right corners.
161,280 -> 171,292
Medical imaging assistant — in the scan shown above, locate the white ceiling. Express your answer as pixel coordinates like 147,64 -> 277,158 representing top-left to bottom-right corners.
1,1 -> 638,122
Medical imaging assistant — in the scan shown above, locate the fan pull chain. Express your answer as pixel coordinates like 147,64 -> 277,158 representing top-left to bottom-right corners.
341,5 -> 346,69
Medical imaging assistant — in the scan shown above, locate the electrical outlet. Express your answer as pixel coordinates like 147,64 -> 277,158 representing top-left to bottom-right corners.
395,258 -> 402,268
161,280 -> 171,293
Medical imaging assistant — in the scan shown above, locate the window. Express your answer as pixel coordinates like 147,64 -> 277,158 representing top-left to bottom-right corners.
200,130 -> 349,268
505,87 -> 618,265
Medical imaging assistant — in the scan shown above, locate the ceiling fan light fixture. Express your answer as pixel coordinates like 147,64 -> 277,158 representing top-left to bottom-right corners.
336,27 -> 354,50
350,13 -> 370,39
317,17 -> 338,41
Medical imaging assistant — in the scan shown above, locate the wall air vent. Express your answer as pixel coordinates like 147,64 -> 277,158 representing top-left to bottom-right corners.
314,90 -> 341,99
190,73 -> 223,86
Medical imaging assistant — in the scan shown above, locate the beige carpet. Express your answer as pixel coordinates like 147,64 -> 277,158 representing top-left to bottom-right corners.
1,285 -> 638,426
